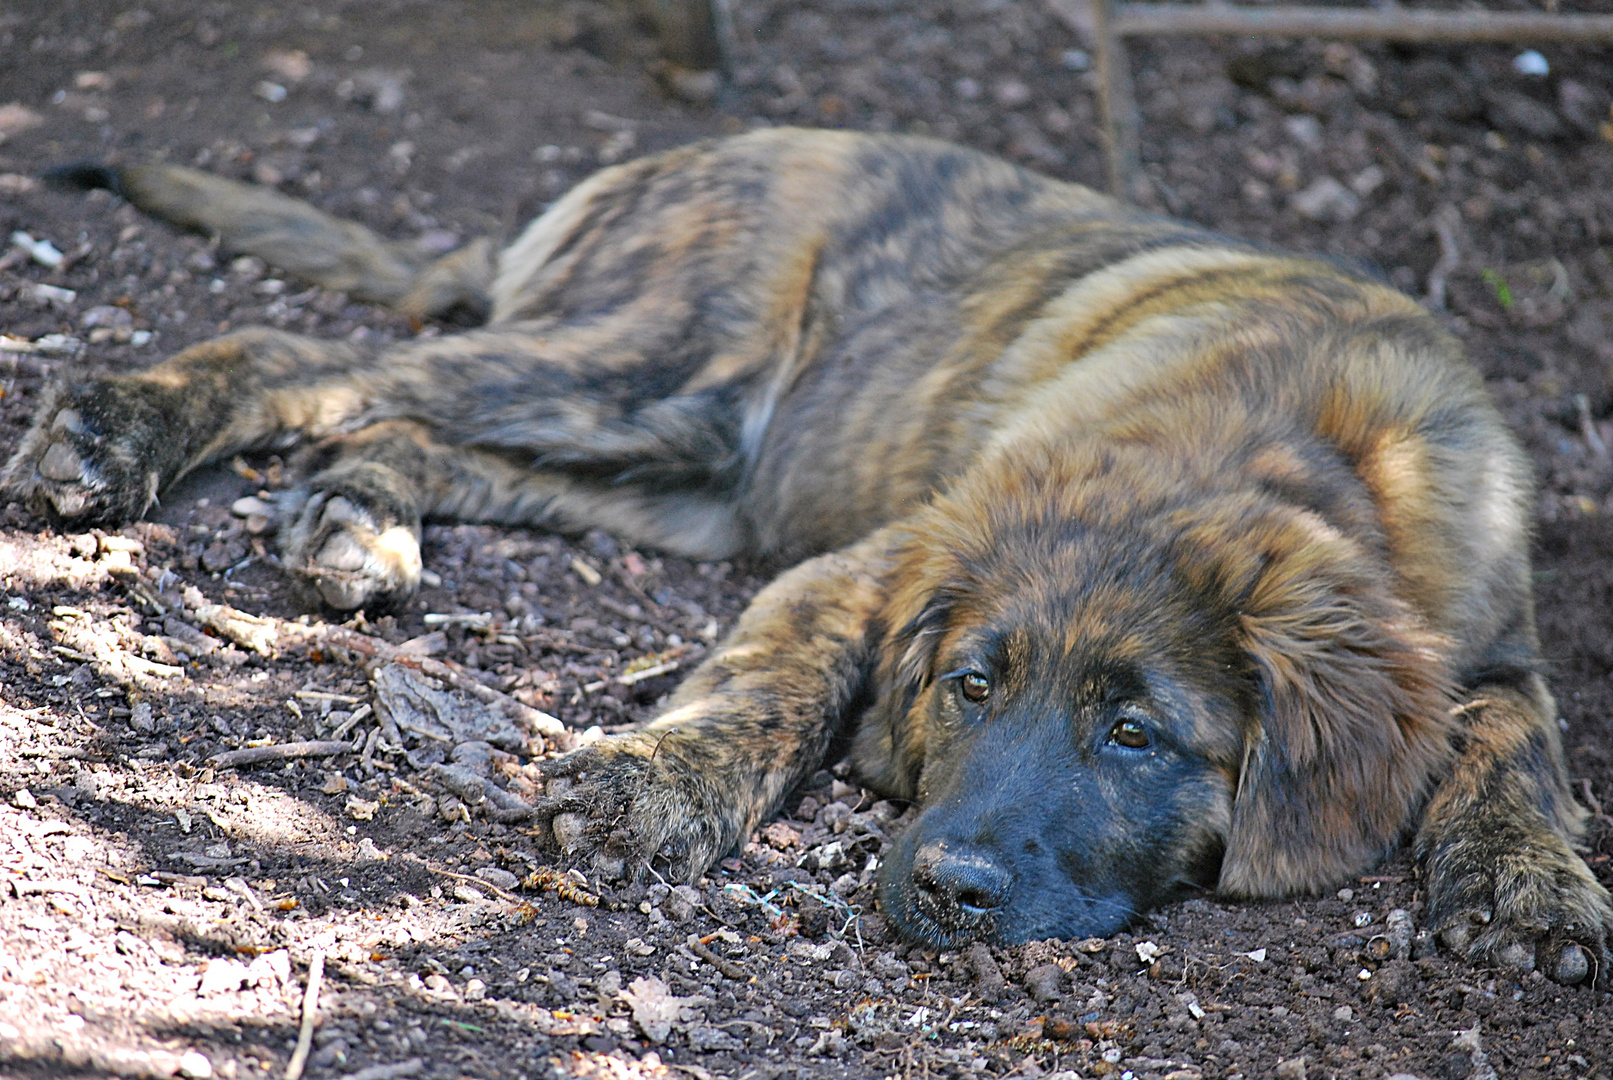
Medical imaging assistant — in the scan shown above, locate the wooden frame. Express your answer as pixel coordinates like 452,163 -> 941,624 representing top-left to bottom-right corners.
1047,0 -> 1613,195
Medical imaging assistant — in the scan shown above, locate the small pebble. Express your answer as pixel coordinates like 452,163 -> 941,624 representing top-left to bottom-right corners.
476,866 -> 519,890
1023,962 -> 1065,1002
177,1051 -> 212,1079
11,231 -> 63,268
1513,50 -> 1549,76
992,78 -> 1032,108
663,885 -> 700,922
1369,959 -> 1422,1004
1291,176 -> 1361,223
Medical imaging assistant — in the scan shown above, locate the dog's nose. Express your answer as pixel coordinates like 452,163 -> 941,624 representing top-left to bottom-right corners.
911,840 -> 1012,932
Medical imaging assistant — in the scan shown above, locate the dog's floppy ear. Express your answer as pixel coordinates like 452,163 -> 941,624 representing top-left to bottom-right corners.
852,537 -> 965,798
1219,533 -> 1454,896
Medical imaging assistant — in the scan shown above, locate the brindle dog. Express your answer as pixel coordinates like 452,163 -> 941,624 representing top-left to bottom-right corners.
6,129 -> 1609,983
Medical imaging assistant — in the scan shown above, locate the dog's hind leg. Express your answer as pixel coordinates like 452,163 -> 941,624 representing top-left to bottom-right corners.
531,528 -> 900,883
48,163 -> 493,323
276,417 -> 746,611
1,328 -> 381,527
1417,674 -> 1613,986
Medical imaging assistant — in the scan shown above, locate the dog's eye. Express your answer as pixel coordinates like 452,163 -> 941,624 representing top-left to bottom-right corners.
958,672 -> 991,704
1109,717 -> 1150,749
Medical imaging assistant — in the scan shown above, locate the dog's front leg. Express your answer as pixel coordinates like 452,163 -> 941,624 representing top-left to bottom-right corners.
534,528 -> 899,883
1417,677 -> 1613,986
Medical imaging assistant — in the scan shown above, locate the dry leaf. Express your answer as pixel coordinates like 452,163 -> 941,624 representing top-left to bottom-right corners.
619,975 -> 703,1044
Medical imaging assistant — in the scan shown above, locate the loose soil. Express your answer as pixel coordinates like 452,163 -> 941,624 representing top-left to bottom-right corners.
2,2 -> 1613,1079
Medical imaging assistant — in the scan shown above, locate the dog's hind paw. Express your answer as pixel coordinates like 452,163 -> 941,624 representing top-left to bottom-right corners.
532,731 -> 745,885
1,382 -> 168,526
1423,828 -> 1612,986
280,463 -> 423,611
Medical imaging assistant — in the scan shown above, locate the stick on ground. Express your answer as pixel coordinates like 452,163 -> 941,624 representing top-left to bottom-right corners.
208,740 -> 354,769
285,949 -> 325,1080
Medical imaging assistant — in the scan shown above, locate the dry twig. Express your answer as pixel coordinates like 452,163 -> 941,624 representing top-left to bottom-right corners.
1425,205 -> 1461,311
208,740 -> 353,769
285,949 -> 324,1080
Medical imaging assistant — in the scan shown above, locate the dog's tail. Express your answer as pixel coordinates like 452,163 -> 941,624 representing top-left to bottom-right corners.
44,163 -> 132,200
45,161 -> 491,324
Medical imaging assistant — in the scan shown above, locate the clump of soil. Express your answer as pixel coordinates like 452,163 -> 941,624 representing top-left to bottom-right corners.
2,2 -> 1611,1079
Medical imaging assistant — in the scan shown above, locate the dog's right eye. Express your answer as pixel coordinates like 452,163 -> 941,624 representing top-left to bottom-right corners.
1109,716 -> 1151,749
958,672 -> 991,704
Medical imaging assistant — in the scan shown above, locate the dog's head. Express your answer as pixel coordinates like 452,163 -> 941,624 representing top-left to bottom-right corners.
865,445 -> 1453,947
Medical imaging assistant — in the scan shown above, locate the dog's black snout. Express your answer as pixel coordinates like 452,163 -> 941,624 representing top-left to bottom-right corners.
911,840 -> 1012,930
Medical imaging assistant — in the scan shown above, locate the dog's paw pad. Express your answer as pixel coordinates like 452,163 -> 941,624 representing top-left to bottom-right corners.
1494,939 -> 1534,973
1550,942 -> 1590,984
37,440 -> 87,482
2,397 -> 161,525
315,527 -> 371,572
284,486 -> 422,611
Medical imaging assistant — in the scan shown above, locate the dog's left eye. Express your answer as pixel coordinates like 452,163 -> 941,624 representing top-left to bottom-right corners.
957,672 -> 991,704
1109,717 -> 1150,749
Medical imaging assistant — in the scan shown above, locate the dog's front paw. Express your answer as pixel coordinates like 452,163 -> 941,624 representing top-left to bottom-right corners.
1423,825 -> 1612,986
281,463 -> 422,611
533,731 -> 745,884
1,382 -> 170,526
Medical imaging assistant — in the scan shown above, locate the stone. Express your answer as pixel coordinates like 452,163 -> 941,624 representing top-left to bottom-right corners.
178,1051 -> 213,1079
476,865 -> 519,890
965,943 -> 1005,1000
1369,959 -> 1421,1005
1291,176 -> 1360,222
1024,962 -> 1066,1002
663,884 -> 700,922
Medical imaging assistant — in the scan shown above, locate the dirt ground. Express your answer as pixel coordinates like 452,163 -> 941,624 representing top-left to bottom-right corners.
3,1 -> 1613,1078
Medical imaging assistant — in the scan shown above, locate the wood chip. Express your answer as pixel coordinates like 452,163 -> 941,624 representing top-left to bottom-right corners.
569,556 -> 603,586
